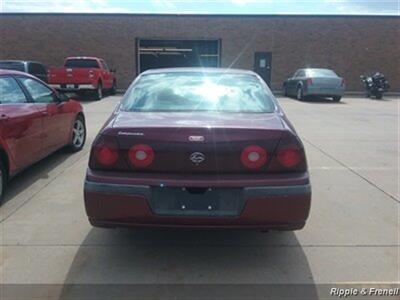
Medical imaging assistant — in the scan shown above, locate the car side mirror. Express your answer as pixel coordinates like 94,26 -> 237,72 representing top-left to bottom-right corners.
55,91 -> 70,102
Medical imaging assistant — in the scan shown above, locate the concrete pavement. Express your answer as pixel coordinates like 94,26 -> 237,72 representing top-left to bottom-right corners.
0,95 -> 398,298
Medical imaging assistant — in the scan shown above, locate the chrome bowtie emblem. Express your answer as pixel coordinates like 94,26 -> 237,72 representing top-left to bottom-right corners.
189,135 -> 205,142
190,152 -> 205,165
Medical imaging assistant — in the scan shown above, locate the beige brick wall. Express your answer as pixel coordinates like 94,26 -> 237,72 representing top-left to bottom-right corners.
0,14 -> 399,91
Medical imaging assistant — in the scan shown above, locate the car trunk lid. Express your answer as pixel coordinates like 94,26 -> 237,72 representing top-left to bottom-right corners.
105,111 -> 285,174
310,76 -> 343,88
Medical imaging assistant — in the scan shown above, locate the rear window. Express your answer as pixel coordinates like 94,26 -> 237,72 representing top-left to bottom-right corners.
0,62 -> 25,72
307,69 -> 337,77
121,72 -> 275,113
64,59 -> 99,68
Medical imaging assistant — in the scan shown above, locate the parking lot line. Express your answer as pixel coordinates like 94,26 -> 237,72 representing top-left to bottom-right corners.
304,139 -> 399,203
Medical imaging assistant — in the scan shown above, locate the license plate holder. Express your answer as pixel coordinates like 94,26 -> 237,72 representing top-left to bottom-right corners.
150,187 -> 245,216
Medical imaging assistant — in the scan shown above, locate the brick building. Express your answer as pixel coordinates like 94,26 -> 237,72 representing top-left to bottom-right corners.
0,13 -> 399,91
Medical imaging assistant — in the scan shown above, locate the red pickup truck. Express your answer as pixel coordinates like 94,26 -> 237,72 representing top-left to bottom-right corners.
48,57 -> 116,100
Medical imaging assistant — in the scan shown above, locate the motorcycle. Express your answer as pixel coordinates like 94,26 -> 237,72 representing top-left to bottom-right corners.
360,72 -> 390,100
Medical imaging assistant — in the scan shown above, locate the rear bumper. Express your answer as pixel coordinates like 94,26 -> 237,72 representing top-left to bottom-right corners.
84,176 -> 312,230
49,84 -> 96,91
305,86 -> 345,97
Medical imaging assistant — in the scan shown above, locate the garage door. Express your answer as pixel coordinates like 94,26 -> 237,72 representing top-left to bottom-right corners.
137,39 -> 220,74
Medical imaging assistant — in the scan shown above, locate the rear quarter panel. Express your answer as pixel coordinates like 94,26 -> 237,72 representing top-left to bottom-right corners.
67,100 -> 84,143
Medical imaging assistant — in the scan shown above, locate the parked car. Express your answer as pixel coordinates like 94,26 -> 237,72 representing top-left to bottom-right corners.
0,60 -> 48,83
84,68 -> 311,231
283,68 -> 345,101
48,57 -> 116,100
0,69 -> 86,202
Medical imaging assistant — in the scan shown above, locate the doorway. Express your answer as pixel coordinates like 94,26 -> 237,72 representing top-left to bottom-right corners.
136,39 -> 221,74
254,52 -> 272,86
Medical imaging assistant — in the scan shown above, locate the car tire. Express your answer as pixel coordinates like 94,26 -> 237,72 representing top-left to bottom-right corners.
0,159 -> 7,203
283,84 -> 288,97
68,115 -> 86,152
333,96 -> 342,102
375,93 -> 383,100
110,81 -> 117,95
93,83 -> 103,101
296,86 -> 304,101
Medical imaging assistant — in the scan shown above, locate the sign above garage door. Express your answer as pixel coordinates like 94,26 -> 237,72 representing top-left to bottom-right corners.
136,39 -> 220,74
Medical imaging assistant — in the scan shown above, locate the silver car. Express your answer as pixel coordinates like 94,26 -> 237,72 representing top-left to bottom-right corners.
283,68 -> 345,101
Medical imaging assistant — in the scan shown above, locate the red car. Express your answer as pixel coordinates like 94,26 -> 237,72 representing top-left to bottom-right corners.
0,70 -> 86,201
48,57 -> 116,100
84,68 -> 311,231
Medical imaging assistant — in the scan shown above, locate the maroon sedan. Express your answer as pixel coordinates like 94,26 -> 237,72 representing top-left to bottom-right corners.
0,70 -> 86,201
84,68 -> 311,231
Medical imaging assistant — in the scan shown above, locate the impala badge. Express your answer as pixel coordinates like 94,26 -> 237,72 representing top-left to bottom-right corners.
118,131 -> 144,136
189,135 -> 205,142
190,152 -> 205,165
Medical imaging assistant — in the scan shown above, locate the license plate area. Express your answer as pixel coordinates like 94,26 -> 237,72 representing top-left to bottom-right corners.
319,87 -> 333,91
150,187 -> 245,216
66,84 -> 75,89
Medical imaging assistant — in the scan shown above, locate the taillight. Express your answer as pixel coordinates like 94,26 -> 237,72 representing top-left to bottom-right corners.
95,146 -> 118,166
89,135 -> 127,170
89,70 -> 95,78
93,135 -> 119,167
241,145 -> 268,170
128,144 -> 154,168
268,136 -> 307,172
306,78 -> 313,85
277,148 -> 301,168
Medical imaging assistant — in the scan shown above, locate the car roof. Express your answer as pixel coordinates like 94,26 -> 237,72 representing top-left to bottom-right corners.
308,68 -> 333,70
141,67 -> 256,76
66,56 -> 101,60
303,68 -> 334,71
0,69 -> 39,78
0,60 -> 43,64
